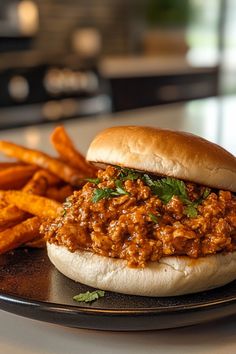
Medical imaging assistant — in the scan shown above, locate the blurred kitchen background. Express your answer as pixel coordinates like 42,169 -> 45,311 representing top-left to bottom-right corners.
0,0 -> 235,129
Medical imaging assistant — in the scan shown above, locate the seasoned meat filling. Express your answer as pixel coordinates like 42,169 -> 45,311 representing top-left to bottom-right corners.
45,166 -> 236,267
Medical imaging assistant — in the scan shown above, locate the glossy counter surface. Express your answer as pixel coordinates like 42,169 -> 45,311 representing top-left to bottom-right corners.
0,96 -> 235,354
0,96 -> 235,155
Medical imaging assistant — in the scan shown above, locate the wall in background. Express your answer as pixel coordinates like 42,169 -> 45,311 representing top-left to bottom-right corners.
33,0 -> 139,56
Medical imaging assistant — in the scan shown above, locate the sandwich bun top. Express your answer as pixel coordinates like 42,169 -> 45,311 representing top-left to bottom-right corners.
86,126 -> 236,192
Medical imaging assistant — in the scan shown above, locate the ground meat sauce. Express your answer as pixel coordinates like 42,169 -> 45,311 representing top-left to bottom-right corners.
45,166 -> 236,268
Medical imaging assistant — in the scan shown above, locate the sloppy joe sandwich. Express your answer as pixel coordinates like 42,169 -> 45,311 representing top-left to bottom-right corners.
45,126 -> 236,296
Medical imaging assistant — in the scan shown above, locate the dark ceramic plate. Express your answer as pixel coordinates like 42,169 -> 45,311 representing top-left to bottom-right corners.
0,248 -> 236,331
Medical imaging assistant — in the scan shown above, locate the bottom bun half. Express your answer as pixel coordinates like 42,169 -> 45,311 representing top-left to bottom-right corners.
47,243 -> 236,297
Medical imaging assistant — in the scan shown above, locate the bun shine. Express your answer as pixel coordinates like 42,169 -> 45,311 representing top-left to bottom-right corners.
87,126 -> 236,192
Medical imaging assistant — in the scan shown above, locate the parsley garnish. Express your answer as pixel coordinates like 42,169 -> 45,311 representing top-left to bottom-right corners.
73,290 -> 105,303
117,167 -> 141,181
183,203 -> 198,218
86,178 -> 100,185
92,188 -> 115,202
142,175 -> 211,218
183,187 -> 211,217
148,212 -> 159,224
92,180 -> 129,203
91,166 -> 211,217
202,187 -> 211,199
114,180 -> 129,195
143,175 -> 188,204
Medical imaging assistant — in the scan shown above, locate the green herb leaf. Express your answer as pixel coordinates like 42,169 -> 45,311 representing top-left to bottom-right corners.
202,187 -> 211,199
142,175 -> 208,218
142,174 -> 154,187
184,204 -> 198,218
118,167 -> 141,181
148,212 -> 159,224
114,180 -> 129,195
92,188 -> 115,202
92,180 -> 129,202
73,290 -> 105,303
183,187 -> 211,217
143,175 -> 188,204
86,178 -> 100,185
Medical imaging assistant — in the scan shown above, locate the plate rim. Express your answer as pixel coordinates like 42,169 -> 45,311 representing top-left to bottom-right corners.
1,289 -> 236,315
1,248 -> 236,330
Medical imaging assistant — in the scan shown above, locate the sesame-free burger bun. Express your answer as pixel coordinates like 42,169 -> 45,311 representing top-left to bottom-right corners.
86,126 -> 236,192
47,243 -> 236,296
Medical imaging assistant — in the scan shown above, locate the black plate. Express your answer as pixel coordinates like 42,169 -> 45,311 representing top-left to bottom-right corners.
0,248 -> 236,331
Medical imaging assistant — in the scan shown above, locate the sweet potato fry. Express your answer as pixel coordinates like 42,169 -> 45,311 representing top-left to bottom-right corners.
23,172 -> 48,195
31,169 -> 61,186
0,141 -> 84,186
51,126 -> 97,176
0,126 -> 96,254
0,199 -> 7,209
46,184 -> 73,202
0,216 -> 41,254
1,191 -> 61,219
0,205 -> 28,230
0,172 -> 51,230
0,162 -> 25,170
0,165 -> 38,189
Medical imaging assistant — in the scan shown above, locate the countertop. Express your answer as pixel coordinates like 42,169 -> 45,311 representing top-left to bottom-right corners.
0,95 -> 235,354
99,56 -> 218,78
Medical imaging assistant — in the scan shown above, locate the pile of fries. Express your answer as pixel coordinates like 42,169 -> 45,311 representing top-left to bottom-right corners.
0,126 -> 97,254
